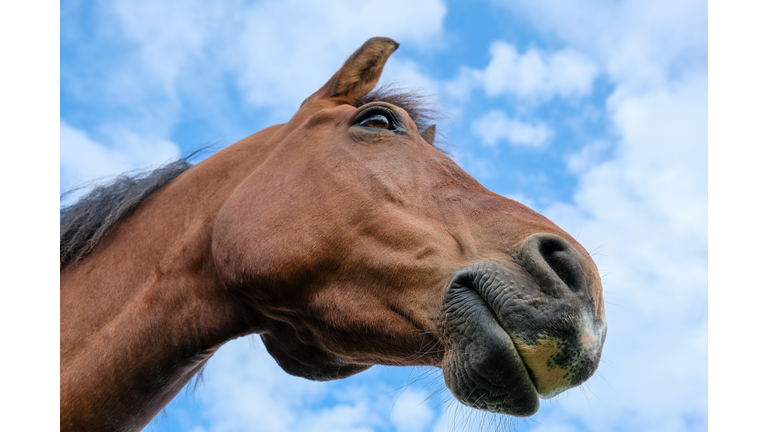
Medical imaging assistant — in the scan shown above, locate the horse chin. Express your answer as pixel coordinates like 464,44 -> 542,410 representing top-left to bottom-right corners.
440,262 -> 605,417
260,333 -> 372,381
278,357 -> 372,382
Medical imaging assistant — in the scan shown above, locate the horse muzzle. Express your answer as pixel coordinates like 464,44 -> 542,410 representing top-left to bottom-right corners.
440,234 -> 607,416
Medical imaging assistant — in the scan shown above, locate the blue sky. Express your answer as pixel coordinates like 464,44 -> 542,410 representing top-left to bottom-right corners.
60,1 -> 708,431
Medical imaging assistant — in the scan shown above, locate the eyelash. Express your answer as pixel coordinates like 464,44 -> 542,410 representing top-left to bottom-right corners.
355,107 -> 400,131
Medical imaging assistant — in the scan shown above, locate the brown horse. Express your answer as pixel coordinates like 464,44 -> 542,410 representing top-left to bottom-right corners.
60,37 -> 606,431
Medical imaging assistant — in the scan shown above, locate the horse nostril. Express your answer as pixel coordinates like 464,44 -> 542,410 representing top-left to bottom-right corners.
518,234 -> 588,298
539,236 -> 586,293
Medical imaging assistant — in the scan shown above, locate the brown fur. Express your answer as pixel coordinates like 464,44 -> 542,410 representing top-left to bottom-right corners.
60,37 -> 605,431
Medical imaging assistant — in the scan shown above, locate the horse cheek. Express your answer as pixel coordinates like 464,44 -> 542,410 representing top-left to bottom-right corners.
210,197 -> 326,296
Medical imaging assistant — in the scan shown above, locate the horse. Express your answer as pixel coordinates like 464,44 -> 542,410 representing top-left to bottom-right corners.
60,37 -> 606,431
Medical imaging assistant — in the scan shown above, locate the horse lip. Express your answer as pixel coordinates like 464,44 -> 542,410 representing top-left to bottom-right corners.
500,314 -> 537,387
464,278 -> 538,388
466,274 -> 541,395
441,264 -> 542,415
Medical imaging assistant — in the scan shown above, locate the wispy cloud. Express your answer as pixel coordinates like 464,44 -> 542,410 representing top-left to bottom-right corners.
565,140 -> 610,174
471,110 -> 552,148
60,121 -> 180,201
483,42 -> 598,101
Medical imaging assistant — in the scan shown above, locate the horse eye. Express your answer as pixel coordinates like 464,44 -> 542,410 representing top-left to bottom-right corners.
358,113 -> 391,129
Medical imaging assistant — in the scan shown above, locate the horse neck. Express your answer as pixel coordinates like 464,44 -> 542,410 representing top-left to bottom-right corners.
60,125 -> 284,431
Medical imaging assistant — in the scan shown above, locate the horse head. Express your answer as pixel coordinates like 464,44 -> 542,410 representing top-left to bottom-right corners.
211,37 -> 606,416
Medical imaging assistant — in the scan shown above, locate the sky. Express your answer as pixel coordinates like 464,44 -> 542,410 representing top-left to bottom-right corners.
60,1 -> 708,431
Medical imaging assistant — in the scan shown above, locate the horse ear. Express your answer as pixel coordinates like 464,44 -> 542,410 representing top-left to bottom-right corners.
305,37 -> 399,105
420,124 -> 436,145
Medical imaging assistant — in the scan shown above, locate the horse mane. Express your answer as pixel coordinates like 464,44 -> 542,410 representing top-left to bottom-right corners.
60,159 -> 193,270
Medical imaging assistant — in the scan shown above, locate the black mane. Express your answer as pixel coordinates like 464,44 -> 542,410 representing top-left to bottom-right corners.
60,159 -> 192,270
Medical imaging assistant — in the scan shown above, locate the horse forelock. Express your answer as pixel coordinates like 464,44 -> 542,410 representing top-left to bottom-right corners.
354,86 -> 443,148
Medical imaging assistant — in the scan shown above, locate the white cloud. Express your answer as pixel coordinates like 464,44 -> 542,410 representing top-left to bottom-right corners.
391,389 -> 435,432
111,0 -> 223,97
430,401 -> 525,432
380,58 -> 441,96
496,0 -> 707,91
296,403 -> 378,432
483,42 -> 598,101
442,43 -> 598,105
471,110 -> 552,148
565,140 -> 610,174
441,67 -> 484,102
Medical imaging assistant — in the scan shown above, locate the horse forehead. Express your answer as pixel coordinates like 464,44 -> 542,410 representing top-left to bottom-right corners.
291,100 -> 356,130
295,99 -> 415,132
